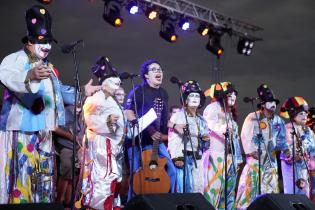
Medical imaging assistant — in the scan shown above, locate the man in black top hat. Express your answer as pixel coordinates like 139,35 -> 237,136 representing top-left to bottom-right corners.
235,84 -> 290,209
0,5 -> 99,204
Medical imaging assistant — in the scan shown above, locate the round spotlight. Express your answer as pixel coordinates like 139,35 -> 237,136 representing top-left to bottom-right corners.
145,6 -> 158,20
179,18 -> 190,31
249,42 -> 254,48
114,18 -> 123,26
126,1 -> 139,15
170,35 -> 177,42
198,23 -> 210,36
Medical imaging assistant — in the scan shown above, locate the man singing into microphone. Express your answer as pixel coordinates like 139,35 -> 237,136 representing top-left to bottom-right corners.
125,59 -> 176,199
235,84 -> 290,209
0,5 -> 99,204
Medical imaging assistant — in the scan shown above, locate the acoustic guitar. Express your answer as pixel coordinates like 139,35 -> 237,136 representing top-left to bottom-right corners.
133,98 -> 171,194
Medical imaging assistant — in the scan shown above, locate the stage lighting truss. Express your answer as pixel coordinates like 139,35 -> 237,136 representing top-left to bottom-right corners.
101,0 -> 263,54
103,0 -> 124,27
159,13 -> 178,42
206,30 -> 224,57
237,37 -> 254,56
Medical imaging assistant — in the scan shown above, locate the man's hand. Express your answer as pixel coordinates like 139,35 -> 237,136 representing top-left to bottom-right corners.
151,131 -> 161,141
84,79 -> 102,97
29,60 -> 51,80
109,114 -> 120,124
174,124 -> 186,135
174,160 -> 184,168
249,151 -> 259,160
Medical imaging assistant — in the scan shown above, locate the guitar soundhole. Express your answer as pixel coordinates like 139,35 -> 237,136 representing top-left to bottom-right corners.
149,160 -> 158,169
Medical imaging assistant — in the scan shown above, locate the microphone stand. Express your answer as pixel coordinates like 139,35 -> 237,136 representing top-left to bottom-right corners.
175,83 -> 197,193
289,119 -> 309,195
129,77 -> 142,196
220,95 -> 236,210
67,45 -> 82,209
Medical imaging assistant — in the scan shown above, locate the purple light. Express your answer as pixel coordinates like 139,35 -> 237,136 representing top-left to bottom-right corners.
129,5 -> 139,14
181,22 -> 190,30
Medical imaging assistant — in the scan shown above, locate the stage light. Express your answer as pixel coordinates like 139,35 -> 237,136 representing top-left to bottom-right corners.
206,31 -> 224,57
178,17 -> 190,31
145,6 -> 158,20
126,1 -> 139,15
237,37 -> 254,56
159,14 -> 178,43
103,0 -> 123,27
37,0 -> 52,4
198,23 -> 209,36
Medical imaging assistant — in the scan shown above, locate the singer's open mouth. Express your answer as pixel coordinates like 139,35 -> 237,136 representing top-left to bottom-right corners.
41,48 -> 50,53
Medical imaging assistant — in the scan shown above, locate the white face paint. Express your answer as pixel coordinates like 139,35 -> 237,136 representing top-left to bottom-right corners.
102,77 -> 121,93
264,101 -> 277,112
227,92 -> 237,106
114,88 -> 125,105
294,111 -> 308,125
34,43 -> 52,59
186,92 -> 200,107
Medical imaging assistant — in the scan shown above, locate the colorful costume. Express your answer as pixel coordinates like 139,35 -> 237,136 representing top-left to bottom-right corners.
280,97 -> 315,197
202,82 -> 242,210
0,49 -> 74,203
235,84 -> 289,210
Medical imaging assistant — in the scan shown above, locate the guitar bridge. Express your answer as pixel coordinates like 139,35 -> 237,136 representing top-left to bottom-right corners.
145,177 -> 160,182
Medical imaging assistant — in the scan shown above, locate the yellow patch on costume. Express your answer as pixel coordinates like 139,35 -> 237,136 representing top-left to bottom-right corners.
259,122 -> 267,129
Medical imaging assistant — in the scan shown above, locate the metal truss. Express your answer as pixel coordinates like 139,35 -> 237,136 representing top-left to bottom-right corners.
141,0 -> 263,40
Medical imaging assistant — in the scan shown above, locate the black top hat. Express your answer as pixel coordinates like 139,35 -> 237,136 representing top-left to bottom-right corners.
91,56 -> 119,85
182,80 -> 205,108
22,5 -> 57,44
257,84 -> 280,105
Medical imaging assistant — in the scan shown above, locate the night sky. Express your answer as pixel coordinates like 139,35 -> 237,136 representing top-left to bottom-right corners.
0,0 -> 314,123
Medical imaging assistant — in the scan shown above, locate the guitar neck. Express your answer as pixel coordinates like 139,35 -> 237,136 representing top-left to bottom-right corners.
151,100 -> 162,161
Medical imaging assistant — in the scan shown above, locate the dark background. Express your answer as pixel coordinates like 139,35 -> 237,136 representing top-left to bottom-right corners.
0,0 -> 314,123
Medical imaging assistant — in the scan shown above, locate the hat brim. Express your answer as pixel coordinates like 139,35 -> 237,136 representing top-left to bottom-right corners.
21,35 -> 57,44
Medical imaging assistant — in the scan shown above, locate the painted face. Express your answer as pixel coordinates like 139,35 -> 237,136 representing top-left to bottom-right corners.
264,101 -> 277,112
114,88 -> 125,105
186,92 -> 200,107
227,92 -> 237,106
294,111 -> 308,125
145,63 -> 163,88
34,43 -> 52,59
102,77 -> 121,93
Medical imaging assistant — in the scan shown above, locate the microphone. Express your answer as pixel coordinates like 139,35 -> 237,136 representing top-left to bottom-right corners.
119,72 -> 140,80
243,96 -> 259,103
61,40 -> 84,54
170,76 -> 183,86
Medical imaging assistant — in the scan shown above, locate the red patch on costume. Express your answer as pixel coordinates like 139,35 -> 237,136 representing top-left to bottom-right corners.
51,67 -> 59,77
